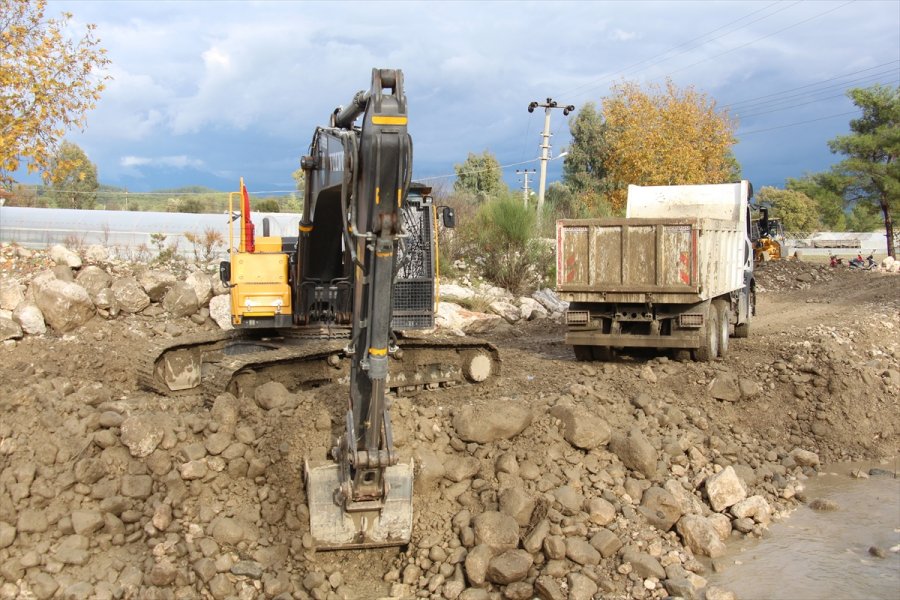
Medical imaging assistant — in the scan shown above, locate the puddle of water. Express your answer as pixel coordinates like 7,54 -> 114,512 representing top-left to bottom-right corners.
709,461 -> 900,600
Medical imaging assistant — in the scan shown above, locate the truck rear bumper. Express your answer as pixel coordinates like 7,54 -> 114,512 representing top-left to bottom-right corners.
565,330 -> 699,349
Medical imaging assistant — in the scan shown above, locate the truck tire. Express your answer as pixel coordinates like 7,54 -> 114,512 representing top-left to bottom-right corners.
714,299 -> 730,358
573,346 -> 593,361
692,304 -> 719,362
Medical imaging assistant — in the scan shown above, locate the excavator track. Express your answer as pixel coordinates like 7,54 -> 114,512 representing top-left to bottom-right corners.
138,329 -> 501,400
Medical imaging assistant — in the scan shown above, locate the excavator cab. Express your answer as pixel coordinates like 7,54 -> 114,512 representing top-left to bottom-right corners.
752,207 -> 785,263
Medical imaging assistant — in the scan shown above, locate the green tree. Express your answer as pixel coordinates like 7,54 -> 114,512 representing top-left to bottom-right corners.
827,84 -> 899,257
755,186 -> 820,232
453,151 -> 506,200
1,0 -> 110,185
785,172 -> 849,231
46,141 -> 99,209
563,102 -> 607,195
845,201 -> 883,232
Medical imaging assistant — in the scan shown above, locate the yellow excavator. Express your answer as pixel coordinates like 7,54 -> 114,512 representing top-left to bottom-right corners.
139,69 -> 500,549
752,207 -> 785,262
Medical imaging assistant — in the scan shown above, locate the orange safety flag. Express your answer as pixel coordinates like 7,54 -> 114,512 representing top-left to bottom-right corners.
240,178 -> 255,253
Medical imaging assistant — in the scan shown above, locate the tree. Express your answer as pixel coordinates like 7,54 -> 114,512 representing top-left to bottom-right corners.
563,103 -> 608,195
46,141 -> 99,209
786,172 -> 849,231
1,0 -> 110,185
755,186 -> 820,232
600,79 -> 737,211
453,151 -> 506,200
827,85 -> 899,257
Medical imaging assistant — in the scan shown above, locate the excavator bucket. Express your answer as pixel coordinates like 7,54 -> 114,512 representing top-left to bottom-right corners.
305,459 -> 414,550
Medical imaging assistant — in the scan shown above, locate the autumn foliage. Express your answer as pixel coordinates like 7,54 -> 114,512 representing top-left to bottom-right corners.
600,79 -> 737,211
0,0 -> 110,185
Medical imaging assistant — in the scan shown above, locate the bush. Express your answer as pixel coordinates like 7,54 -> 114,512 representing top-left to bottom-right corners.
464,196 -> 553,295
255,198 -> 281,213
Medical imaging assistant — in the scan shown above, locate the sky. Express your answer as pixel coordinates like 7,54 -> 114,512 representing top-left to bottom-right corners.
17,0 -> 900,196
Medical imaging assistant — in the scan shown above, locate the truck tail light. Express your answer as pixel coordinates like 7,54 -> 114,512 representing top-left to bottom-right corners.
566,310 -> 589,325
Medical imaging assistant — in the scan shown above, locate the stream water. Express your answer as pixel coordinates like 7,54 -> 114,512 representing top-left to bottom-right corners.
709,460 -> 900,600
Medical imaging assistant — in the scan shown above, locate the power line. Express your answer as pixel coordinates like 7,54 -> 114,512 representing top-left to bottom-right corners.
738,110 -> 858,136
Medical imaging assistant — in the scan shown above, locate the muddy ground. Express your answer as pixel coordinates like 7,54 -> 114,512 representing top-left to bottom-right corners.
0,257 -> 898,600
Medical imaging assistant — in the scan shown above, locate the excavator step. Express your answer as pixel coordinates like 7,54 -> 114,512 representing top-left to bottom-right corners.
305,459 -> 414,550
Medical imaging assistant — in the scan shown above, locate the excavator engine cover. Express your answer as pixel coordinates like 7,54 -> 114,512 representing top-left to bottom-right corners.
305,459 -> 413,550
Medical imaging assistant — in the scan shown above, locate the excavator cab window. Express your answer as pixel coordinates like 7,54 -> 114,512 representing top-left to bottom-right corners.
440,206 -> 456,229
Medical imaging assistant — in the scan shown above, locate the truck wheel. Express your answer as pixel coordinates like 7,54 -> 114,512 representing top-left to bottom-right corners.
573,346 -> 593,361
692,304 -> 719,362
714,299 -> 730,358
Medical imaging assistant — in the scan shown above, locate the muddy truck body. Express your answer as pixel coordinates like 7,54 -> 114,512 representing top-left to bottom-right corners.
557,181 -> 755,361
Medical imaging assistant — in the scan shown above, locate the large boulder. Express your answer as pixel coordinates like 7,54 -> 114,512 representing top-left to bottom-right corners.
551,404 -> 611,450
489,301 -> 521,324
518,297 -> 548,321
185,272 -> 213,307
209,294 -> 233,330
49,244 -> 82,268
75,266 -> 113,299
12,302 -> 46,335
676,514 -> 726,558
162,282 -> 199,317
140,269 -> 177,302
0,281 -> 24,311
453,401 -> 532,443
34,280 -> 95,332
532,288 -> 568,314
84,245 -> 109,264
439,284 -> 475,302
609,427 -> 658,478
705,466 -> 747,512
111,278 -> 151,313
472,511 -> 519,552
436,302 -> 501,334
638,486 -> 683,531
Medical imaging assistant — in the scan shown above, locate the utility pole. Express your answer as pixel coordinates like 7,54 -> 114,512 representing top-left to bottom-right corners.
528,98 -> 575,223
515,169 -> 536,208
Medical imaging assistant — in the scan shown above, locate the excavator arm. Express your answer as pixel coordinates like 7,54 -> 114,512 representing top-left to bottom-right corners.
303,68 -> 415,549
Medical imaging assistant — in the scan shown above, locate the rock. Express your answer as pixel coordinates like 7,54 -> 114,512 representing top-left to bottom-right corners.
708,513 -> 732,539
738,378 -> 761,398
75,265 -> 113,298
0,317 -> 23,341
84,244 -> 109,263
444,455 -> 481,483
534,575 -> 566,600
439,284 -> 475,302
0,522 -> 16,548
589,528 -> 622,558
665,578 -> 699,600
622,548 -> 665,579
567,573 -> 598,600
789,448 -> 820,467
0,281 -> 24,311
70,510 -> 104,535
704,586 -> 738,600
553,485 -> 583,515
551,405 -> 611,450
29,572 -> 58,599
523,519 -> 549,553
531,288 -> 568,314
676,514 -> 726,558
705,466 -> 747,512
453,401 -> 532,443
730,495 -> 772,524
54,535 -> 89,565
120,475 -> 153,499
211,517 -> 255,545
209,294 -> 233,330
486,549 -> 532,584
464,544 -> 493,587
638,486 -> 683,531
180,460 -> 208,480
565,537 -> 601,566
708,373 -> 741,402
499,487 -> 535,526
586,497 -> 616,526
120,415 -> 164,458
414,447 -> 446,494
162,281 -> 199,317
254,381 -> 292,410
609,427 -> 658,478
436,302 -> 502,334
49,244 -> 82,268
34,279 -> 94,332
518,297 -> 548,321
503,581 -> 534,600
111,278 -> 151,313
140,269 -> 176,302
489,300 -> 521,324
231,560 -> 264,579
472,512 -> 519,552
809,498 -> 839,511
17,509 -> 49,533
185,272 -> 213,306
12,302 -> 46,335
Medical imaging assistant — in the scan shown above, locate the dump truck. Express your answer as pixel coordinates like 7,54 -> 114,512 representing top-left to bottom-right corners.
556,181 -> 754,361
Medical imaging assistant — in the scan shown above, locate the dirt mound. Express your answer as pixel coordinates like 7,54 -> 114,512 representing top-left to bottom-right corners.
0,252 -> 897,599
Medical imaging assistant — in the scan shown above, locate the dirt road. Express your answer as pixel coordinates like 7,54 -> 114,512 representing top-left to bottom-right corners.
0,258 -> 896,599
